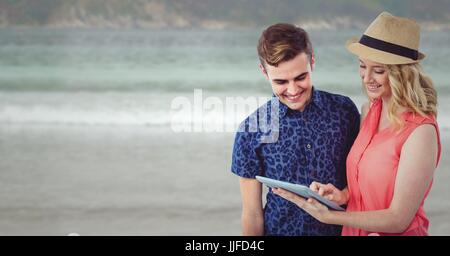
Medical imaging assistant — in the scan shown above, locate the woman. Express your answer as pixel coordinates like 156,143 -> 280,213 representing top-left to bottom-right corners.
273,12 -> 441,236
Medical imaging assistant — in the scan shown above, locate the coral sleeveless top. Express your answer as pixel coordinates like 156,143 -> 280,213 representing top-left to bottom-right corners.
342,99 -> 441,236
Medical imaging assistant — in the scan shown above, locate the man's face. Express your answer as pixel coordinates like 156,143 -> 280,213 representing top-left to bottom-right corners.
261,53 -> 314,111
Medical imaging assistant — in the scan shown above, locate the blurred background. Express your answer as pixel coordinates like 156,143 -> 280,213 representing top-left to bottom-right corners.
0,0 -> 449,235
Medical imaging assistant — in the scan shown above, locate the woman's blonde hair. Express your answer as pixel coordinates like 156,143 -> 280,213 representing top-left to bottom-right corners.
384,63 -> 437,129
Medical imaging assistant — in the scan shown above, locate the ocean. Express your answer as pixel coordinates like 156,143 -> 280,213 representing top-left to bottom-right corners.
0,28 -> 449,235
1,28 -> 449,128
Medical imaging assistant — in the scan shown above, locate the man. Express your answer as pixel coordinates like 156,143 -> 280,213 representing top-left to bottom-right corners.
231,23 -> 360,235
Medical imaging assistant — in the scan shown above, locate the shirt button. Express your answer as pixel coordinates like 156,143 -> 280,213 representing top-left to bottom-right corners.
306,144 -> 311,149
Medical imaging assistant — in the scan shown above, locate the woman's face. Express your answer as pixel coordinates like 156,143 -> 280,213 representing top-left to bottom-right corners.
359,58 -> 391,100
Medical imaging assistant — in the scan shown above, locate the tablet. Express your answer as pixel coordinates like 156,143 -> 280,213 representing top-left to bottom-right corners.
255,175 -> 345,211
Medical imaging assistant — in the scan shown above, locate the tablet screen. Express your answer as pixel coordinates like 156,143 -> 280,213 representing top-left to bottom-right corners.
256,175 -> 345,211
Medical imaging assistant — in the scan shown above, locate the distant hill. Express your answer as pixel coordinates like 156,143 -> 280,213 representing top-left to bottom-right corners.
0,0 -> 449,29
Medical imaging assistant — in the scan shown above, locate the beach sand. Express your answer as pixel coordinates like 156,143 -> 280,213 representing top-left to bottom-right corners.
0,124 -> 241,235
0,123 -> 448,235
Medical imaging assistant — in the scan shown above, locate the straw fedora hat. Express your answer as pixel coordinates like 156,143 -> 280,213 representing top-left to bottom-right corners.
346,11 -> 425,64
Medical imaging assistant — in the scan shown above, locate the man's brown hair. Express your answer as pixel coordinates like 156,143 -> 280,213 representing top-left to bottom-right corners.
257,23 -> 313,67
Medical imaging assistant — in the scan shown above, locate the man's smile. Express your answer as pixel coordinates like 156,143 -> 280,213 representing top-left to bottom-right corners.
283,91 -> 304,102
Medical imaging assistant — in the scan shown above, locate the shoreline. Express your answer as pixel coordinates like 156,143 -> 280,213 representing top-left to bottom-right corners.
1,20 -> 449,31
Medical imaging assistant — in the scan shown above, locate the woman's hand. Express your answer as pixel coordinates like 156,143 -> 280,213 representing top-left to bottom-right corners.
309,182 -> 349,206
272,188 -> 332,224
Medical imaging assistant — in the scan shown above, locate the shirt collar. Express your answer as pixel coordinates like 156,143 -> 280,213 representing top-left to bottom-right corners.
275,86 -> 323,118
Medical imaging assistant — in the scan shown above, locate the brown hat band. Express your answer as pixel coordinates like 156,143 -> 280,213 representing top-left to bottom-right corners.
359,35 -> 419,60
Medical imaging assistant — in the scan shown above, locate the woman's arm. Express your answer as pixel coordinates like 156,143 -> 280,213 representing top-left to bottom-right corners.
239,177 -> 264,235
274,124 -> 438,233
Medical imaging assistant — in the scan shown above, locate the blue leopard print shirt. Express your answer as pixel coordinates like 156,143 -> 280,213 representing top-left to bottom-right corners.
231,88 -> 360,236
